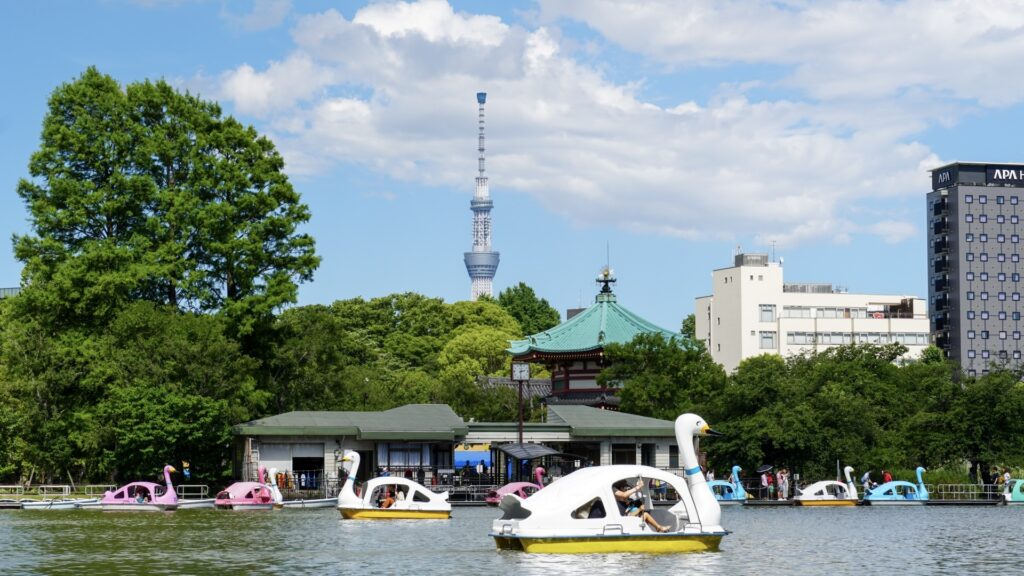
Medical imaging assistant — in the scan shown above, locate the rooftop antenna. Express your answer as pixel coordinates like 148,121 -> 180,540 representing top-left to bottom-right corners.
770,240 -> 777,262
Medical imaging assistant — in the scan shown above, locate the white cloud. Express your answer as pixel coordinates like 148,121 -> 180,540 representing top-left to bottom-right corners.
209,0 -> 994,247
221,0 -> 293,32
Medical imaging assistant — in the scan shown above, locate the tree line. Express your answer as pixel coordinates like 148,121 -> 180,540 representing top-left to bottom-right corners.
601,330 -> 1024,482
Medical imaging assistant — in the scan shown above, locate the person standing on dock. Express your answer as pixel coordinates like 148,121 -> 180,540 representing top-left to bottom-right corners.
861,470 -> 872,493
882,470 -> 892,484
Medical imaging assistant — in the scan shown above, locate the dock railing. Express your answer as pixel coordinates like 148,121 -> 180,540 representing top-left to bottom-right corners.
176,485 -> 209,499
0,485 -> 24,496
84,485 -> 115,496
932,483 -> 1004,501
39,485 -> 71,498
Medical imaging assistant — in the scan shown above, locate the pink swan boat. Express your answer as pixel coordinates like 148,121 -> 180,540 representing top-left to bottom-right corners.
486,467 -> 545,506
100,465 -> 178,511
215,466 -> 283,511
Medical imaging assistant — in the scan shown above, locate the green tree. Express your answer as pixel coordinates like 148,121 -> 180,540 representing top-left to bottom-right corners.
599,333 -> 726,421
14,67 -> 318,333
497,282 -> 560,336
681,313 -> 696,340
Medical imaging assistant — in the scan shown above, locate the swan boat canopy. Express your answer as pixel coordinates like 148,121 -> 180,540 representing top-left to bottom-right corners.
794,465 -> 858,507
862,467 -> 929,506
100,465 -> 179,511
336,450 -> 451,520
490,413 -> 727,554
1004,479 -> 1024,505
214,466 -> 284,510
707,480 -> 744,505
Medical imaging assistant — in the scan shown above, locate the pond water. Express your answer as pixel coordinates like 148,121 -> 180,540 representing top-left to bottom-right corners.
1,505 -> 1021,575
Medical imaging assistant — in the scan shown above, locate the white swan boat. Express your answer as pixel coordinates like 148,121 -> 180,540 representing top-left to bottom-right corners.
489,413 -> 728,554
794,465 -> 859,506
337,450 -> 451,519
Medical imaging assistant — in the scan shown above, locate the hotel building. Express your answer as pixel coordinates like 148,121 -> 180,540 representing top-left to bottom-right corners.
929,162 -> 1024,376
695,254 -> 929,373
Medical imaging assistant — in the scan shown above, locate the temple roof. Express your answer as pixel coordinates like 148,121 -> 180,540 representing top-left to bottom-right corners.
508,284 -> 678,358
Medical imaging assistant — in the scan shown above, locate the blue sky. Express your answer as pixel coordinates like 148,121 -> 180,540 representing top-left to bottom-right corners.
3,0 -> 1024,330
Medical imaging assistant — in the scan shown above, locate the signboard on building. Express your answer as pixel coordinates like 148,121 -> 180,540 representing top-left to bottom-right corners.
986,165 -> 1024,186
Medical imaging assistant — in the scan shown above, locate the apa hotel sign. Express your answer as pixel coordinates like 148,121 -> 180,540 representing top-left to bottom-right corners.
987,166 -> 1024,185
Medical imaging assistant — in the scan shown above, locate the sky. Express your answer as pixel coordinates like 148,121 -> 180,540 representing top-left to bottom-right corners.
3,0 -> 1024,331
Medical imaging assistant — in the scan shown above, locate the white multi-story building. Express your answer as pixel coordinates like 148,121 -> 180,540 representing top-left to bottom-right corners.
695,254 -> 930,372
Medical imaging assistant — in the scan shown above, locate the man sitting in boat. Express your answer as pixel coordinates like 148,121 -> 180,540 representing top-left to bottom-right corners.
379,490 -> 395,509
612,480 -> 670,533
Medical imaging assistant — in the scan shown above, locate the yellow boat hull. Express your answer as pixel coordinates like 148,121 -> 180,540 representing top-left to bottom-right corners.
493,533 -> 724,554
338,508 -> 450,520
794,500 -> 858,507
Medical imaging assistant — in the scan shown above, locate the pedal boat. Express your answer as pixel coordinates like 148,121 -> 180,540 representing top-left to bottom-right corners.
486,468 -> 546,506
214,466 -> 283,510
708,465 -> 747,505
862,467 -> 928,505
794,465 -> 858,507
281,497 -> 339,509
490,413 -> 728,554
1004,479 -> 1024,505
336,450 -> 451,519
21,498 -> 98,510
100,465 -> 179,511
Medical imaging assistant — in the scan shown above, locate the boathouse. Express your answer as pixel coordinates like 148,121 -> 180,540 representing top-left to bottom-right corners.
508,268 -> 679,409
231,403 -> 682,487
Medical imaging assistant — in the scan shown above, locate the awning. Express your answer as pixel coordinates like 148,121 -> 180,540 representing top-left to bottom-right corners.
496,443 -> 592,463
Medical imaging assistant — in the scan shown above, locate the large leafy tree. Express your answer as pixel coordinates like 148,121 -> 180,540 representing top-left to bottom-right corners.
13,67 -> 318,332
497,282 -> 560,336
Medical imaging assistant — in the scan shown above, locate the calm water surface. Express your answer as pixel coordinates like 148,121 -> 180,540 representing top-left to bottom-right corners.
1,505 -> 1021,575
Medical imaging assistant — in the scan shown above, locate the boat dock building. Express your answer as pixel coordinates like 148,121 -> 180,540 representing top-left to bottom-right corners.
232,404 -> 684,488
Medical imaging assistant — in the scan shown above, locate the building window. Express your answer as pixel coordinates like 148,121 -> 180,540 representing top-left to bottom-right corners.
980,253 -> 989,262
980,195 -> 988,204
981,311 -> 990,320
1000,331 -> 1008,340
966,233 -> 974,242
760,304 -> 776,323
998,253 -> 1006,262
998,195 -> 1005,204
966,272 -> 975,281
998,215 -> 1005,224
758,275 -> 763,281
967,253 -> 974,261
717,343 -> 721,351
982,349 -> 990,358
783,306 -> 812,318
980,292 -> 989,300
760,331 -> 776,350
1013,196 -> 1020,205
1013,215 -> 1020,224
1013,254 -> 1020,263
980,233 -> 988,242
787,332 -> 814,345
1013,273 -> 1021,282
1014,235 -> 1020,243
717,317 -> 721,325
965,195 -> 974,203
1016,332 -> 1022,340
981,272 -> 989,281
999,292 -> 1007,301
999,312 -> 1007,320
965,214 -> 974,223
998,234 -> 1006,243
980,215 -> 988,223
982,330 -> 989,339
967,311 -> 975,319
967,292 -> 975,300
1015,312 -> 1022,321
968,369 -> 977,377
968,330 -> 976,339
968,350 -> 977,358
1014,293 -> 1021,301
1015,351 -> 1022,359
999,272 -> 1006,281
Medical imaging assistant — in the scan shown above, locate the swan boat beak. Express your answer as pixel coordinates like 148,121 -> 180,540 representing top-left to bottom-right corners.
701,424 -> 725,437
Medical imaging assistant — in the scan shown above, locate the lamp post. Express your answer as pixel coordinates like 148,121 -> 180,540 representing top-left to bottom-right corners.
512,362 -> 530,445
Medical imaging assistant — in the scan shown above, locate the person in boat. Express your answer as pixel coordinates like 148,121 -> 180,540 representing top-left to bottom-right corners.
379,490 -> 395,509
395,486 -> 406,502
613,480 -> 670,533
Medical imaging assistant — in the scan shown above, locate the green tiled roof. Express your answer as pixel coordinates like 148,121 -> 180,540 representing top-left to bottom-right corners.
233,404 -> 468,440
546,405 -> 675,437
508,291 -> 678,356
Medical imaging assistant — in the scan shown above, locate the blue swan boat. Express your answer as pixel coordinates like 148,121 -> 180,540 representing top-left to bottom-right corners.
862,466 -> 929,505
708,465 -> 747,505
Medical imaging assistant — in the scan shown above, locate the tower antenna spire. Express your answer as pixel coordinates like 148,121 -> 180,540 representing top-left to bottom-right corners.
463,92 -> 500,300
